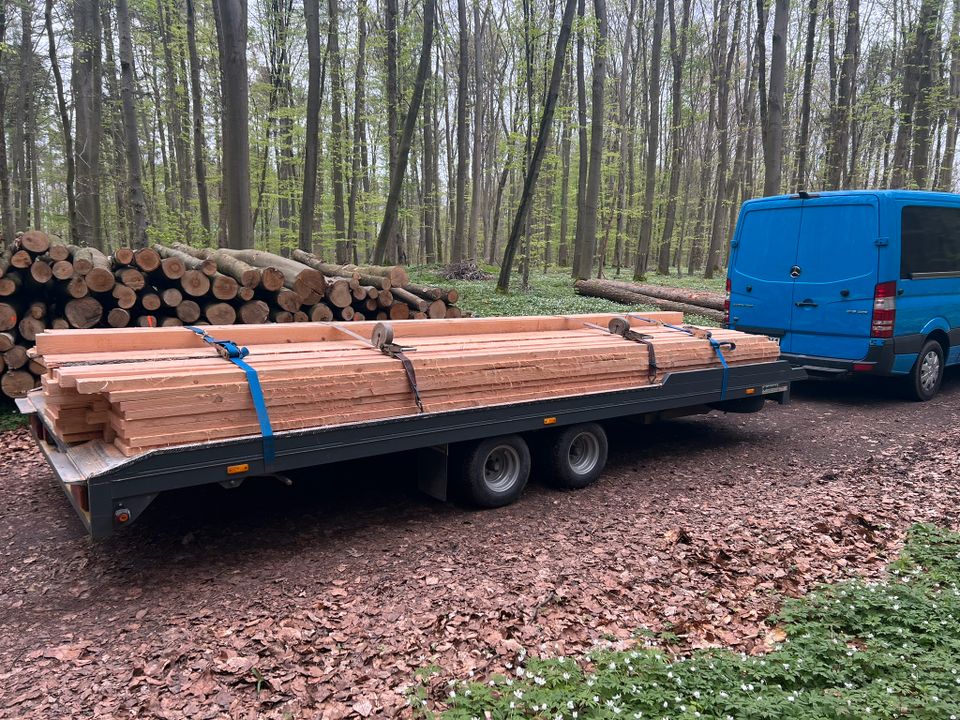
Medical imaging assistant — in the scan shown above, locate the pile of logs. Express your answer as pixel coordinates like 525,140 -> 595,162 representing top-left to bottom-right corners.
574,279 -> 727,323
32,312 -> 782,455
0,231 -> 464,399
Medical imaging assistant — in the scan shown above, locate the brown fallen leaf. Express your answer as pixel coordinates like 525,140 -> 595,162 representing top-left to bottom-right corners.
42,644 -> 87,662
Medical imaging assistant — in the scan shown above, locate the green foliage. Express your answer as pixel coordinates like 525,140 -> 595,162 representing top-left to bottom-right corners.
0,405 -> 28,431
408,266 -> 722,325
415,524 -> 960,719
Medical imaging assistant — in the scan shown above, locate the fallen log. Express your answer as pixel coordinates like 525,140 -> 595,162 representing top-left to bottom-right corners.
594,279 -> 727,312
574,279 -> 726,322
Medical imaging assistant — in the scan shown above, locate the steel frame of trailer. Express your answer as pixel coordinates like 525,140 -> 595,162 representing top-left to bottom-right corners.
18,361 -> 805,539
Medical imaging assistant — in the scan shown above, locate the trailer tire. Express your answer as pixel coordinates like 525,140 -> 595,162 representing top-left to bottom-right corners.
458,435 -> 531,508
906,339 -> 944,401
544,423 -> 608,490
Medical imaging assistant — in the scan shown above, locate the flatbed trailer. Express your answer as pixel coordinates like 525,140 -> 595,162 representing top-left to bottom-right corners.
18,360 -> 804,539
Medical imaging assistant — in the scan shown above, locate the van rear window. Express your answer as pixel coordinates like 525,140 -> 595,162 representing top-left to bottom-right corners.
901,205 -> 960,278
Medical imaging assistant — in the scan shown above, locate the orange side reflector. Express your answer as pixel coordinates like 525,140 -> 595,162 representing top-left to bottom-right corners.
227,463 -> 250,475
745,388 -> 756,395
543,417 -> 557,425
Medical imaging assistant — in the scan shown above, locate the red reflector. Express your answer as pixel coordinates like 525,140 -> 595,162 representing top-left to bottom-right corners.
852,363 -> 875,373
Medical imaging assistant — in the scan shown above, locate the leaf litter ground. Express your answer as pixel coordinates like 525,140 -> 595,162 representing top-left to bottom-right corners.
0,375 -> 959,718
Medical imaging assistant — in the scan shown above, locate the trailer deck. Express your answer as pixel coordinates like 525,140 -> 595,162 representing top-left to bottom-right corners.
19,359 -> 803,539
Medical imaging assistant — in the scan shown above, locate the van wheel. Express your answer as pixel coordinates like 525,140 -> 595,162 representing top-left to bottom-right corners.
907,340 -> 944,401
458,435 -> 531,508
543,423 -> 609,490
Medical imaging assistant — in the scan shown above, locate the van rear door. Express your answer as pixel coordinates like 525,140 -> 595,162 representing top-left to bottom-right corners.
788,194 -> 880,360
728,201 -> 802,351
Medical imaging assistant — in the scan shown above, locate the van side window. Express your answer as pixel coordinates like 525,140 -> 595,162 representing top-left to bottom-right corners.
901,205 -> 960,278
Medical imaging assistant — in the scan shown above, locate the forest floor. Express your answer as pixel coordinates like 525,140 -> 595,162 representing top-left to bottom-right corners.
1,369 -> 959,718
408,266 -> 725,323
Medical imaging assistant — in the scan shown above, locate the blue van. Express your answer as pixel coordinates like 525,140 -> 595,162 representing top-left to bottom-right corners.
726,189 -> 960,400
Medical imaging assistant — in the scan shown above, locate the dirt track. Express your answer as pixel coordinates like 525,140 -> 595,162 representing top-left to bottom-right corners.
2,371 -> 960,718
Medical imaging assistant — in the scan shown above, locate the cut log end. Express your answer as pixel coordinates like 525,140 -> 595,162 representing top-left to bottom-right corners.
1,370 -> 36,398
64,297 -> 104,329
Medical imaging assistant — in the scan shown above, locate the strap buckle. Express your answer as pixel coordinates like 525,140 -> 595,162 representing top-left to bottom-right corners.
584,318 -> 659,382
371,323 -> 424,413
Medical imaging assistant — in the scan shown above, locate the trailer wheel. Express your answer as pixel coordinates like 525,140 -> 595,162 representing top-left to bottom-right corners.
907,339 -> 944,401
458,435 -> 531,508
544,423 -> 608,490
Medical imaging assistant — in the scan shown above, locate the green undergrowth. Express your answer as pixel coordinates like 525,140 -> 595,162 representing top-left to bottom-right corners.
406,266 -> 723,326
0,404 -> 28,431
413,524 -> 960,719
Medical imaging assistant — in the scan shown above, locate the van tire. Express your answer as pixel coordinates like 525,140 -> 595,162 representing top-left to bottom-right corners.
543,423 -> 609,490
907,340 -> 944,401
457,435 -> 531,508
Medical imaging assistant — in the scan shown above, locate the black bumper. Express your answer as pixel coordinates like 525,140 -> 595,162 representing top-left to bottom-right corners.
781,340 -> 897,376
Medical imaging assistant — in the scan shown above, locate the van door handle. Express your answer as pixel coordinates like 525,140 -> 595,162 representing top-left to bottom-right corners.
795,299 -> 818,308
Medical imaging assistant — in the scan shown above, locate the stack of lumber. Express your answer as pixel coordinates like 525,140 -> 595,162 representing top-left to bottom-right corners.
0,231 -> 464,398
574,278 -> 727,322
31,313 -> 781,455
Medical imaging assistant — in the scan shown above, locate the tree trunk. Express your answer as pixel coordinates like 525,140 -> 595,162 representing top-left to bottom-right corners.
574,0 -> 607,279
299,0 -> 322,251
704,0 -> 738,279
72,0 -> 103,249
383,0 -> 400,261
186,0 -> 211,235
421,24 -> 437,264
117,0 -> 149,248
940,0 -> 960,189
0,1 -> 14,244
824,0 -> 859,189
911,1 -> 941,188
468,0 -> 484,259
634,0 -> 665,279
17,4 -> 31,229
558,72 -> 573,267
157,0 -> 191,240
347,0 -> 368,257
794,0 -> 818,188
519,0 -> 534,288
451,0 -> 470,261
762,0 -> 789,196
212,0 -> 253,248
657,0 -> 692,275
891,0 -> 939,188
571,0 -> 588,277
496,0 -> 578,292
373,0 -> 436,264
328,0 -> 348,261
101,5 -> 128,245
45,0 -> 77,244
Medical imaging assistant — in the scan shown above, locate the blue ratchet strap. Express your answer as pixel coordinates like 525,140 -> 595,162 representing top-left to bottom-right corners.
708,336 -> 731,400
186,326 -> 275,468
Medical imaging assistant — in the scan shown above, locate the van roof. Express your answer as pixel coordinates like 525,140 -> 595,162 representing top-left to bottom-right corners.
742,189 -> 960,207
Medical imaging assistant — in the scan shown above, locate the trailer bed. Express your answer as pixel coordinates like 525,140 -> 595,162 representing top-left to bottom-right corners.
19,360 -> 804,538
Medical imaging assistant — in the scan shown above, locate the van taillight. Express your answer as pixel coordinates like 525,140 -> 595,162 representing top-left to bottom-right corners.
723,277 -> 731,327
871,281 -> 897,338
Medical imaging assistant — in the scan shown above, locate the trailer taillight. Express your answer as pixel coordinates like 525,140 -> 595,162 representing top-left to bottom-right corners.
871,281 -> 897,338
723,277 -> 731,327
